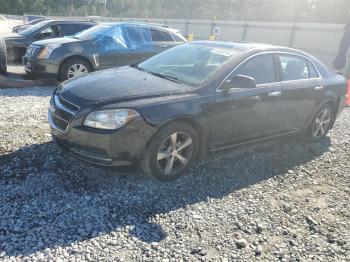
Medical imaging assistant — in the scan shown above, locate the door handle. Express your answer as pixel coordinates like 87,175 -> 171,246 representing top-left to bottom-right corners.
248,95 -> 261,101
315,86 -> 324,91
268,91 -> 282,97
160,45 -> 168,48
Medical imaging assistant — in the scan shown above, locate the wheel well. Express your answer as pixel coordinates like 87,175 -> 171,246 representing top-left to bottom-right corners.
319,100 -> 338,129
161,118 -> 208,158
59,56 -> 94,77
323,100 -> 337,116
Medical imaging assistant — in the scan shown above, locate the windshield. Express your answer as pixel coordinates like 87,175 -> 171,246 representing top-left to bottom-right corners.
19,20 -> 51,36
74,24 -> 113,40
137,43 -> 238,86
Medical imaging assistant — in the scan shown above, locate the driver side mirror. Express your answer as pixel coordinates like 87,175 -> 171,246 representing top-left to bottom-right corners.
221,75 -> 256,91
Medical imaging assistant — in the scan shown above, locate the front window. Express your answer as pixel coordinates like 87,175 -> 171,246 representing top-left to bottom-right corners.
74,24 -> 114,40
124,26 -> 153,50
38,25 -> 60,38
232,54 -> 276,85
137,43 -> 238,86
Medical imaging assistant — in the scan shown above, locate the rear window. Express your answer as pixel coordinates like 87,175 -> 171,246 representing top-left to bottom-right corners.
151,29 -> 174,42
279,55 -> 319,81
172,33 -> 185,42
60,24 -> 92,36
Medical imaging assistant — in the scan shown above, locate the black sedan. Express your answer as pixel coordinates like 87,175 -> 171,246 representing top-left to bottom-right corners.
49,41 -> 348,182
12,18 -> 48,33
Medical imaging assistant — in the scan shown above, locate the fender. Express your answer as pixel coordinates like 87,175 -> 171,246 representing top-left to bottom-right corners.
304,98 -> 339,131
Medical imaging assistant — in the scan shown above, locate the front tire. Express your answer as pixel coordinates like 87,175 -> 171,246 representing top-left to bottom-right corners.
59,58 -> 91,81
307,104 -> 335,142
140,122 -> 199,182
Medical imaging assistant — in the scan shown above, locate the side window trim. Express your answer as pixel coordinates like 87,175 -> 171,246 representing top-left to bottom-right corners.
217,51 -> 322,93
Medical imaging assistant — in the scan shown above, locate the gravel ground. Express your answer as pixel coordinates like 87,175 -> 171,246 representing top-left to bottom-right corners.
0,86 -> 349,261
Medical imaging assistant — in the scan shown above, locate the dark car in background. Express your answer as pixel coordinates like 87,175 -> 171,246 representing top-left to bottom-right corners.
12,17 -> 48,33
23,22 -> 187,80
49,41 -> 348,182
5,20 -> 95,62
0,37 -> 7,74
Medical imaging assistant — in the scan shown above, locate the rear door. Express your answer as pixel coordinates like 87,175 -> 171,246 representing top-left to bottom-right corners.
59,23 -> 92,36
151,28 -> 178,54
276,53 -> 323,130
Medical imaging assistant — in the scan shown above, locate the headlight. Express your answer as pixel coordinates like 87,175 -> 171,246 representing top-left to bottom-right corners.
38,44 -> 61,59
84,109 -> 140,130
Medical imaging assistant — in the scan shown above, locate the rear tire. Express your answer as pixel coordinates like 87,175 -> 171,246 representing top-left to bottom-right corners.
306,104 -> 335,142
140,122 -> 199,182
59,58 -> 91,81
0,37 -> 7,74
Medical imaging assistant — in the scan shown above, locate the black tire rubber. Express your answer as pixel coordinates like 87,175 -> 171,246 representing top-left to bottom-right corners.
0,37 -> 7,74
59,57 -> 92,81
306,103 -> 335,142
140,122 -> 199,182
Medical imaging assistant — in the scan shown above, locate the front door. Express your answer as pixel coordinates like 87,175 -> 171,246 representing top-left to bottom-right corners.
122,25 -> 155,65
211,53 -> 285,148
98,25 -> 130,69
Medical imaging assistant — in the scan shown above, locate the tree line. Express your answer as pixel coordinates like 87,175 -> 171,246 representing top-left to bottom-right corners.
0,0 -> 349,23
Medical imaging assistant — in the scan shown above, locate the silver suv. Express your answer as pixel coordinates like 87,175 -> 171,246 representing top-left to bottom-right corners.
23,22 -> 187,80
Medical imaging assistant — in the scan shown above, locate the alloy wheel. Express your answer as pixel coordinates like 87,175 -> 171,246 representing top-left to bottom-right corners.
67,64 -> 88,79
157,132 -> 194,176
312,107 -> 331,138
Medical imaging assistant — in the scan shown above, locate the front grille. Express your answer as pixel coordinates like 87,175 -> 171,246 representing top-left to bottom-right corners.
26,45 -> 42,56
59,95 -> 80,112
49,93 -> 80,133
52,113 -> 69,132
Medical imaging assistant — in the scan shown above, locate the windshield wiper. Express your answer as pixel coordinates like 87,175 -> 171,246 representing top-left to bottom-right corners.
148,72 -> 183,84
131,65 -> 183,84
131,64 -> 145,72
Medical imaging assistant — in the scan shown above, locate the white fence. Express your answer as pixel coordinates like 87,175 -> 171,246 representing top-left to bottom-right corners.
5,14 -> 347,69
105,18 -> 343,69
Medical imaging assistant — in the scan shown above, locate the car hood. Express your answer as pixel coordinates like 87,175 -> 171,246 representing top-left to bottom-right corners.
5,34 -> 25,42
61,67 -> 194,102
17,25 -> 32,32
34,36 -> 81,46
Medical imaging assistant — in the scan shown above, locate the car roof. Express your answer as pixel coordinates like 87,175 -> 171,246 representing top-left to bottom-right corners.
191,41 -> 333,78
44,19 -> 96,24
192,41 -> 312,56
192,41 -> 283,51
101,22 -> 180,32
